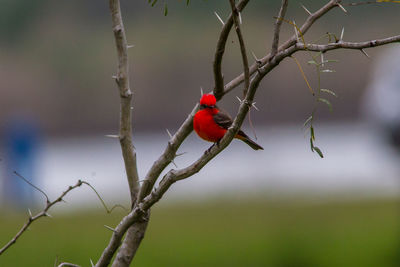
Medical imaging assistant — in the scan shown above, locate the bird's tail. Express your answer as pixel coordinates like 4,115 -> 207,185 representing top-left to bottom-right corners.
235,131 -> 264,150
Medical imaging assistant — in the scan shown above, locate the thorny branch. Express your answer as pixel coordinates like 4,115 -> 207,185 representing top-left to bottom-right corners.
213,0 -> 250,100
229,0 -> 250,97
96,0 -> 400,265
295,35 -> 400,52
107,1 -> 149,267
0,180 -> 85,255
110,0 -> 140,205
224,0 -> 340,95
271,0 -> 289,57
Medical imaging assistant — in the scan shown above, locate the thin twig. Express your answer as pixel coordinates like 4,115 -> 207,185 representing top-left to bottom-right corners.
223,0 -> 340,95
0,180 -> 84,255
271,0 -> 289,57
295,34 -> 400,52
109,0 -> 140,205
13,171 -> 50,203
229,0 -> 250,97
213,0 -> 250,100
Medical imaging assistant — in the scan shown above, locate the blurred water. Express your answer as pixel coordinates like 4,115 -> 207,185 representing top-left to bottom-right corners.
2,123 -> 399,210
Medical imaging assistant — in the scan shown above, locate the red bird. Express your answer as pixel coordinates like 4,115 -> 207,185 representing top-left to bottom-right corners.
193,94 -> 263,150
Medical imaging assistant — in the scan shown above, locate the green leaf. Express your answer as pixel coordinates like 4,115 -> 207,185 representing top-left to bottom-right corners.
318,98 -> 333,112
151,0 -> 158,7
310,137 -> 314,152
313,146 -> 324,158
307,60 -> 318,65
164,2 -> 168,16
310,126 -> 315,141
320,89 -> 338,97
324,59 -> 339,63
320,69 -> 336,73
303,115 -> 313,127
186,0 -> 190,5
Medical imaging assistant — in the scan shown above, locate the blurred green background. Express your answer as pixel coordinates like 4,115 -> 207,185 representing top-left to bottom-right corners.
1,197 -> 399,267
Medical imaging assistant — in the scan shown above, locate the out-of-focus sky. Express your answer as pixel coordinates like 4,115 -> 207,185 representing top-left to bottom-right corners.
1,0 -> 399,136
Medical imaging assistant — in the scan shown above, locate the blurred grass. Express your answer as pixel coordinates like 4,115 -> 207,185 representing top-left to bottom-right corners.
0,197 -> 399,266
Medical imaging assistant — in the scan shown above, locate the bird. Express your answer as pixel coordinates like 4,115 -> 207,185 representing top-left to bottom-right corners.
193,93 -> 263,150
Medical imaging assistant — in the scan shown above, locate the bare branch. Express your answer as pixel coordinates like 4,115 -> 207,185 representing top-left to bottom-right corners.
271,0 -> 289,57
109,0 -> 140,204
229,0 -> 250,97
13,171 -> 50,203
213,0 -> 250,100
95,1 -> 400,265
295,34 -> 400,52
0,180 -> 84,255
224,0 -> 340,95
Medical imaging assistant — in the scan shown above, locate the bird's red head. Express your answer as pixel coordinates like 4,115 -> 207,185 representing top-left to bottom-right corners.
199,94 -> 216,108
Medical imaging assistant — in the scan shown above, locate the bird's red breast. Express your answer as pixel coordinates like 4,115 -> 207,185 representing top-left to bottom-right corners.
193,108 -> 227,142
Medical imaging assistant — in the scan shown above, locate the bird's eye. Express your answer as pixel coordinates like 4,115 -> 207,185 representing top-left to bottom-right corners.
200,104 -> 207,109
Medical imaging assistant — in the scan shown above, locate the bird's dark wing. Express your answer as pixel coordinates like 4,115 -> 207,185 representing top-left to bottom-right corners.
213,109 -> 233,129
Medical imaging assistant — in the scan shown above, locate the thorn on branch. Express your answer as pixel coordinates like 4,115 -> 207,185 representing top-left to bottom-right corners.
166,129 -> 173,139
104,225 -> 116,232
293,20 -> 299,42
251,102 -> 260,111
340,27 -> 345,42
360,48 -> 370,58
301,4 -> 312,15
337,3 -> 348,13
127,44 -> 135,49
251,51 -> 262,66
214,11 -> 225,25
105,134 -> 120,138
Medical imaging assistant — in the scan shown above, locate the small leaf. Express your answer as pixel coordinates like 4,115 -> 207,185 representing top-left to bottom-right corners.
310,137 -> 314,152
303,115 -> 313,127
313,146 -> 324,158
307,60 -> 318,65
324,59 -> 339,63
151,0 -> 158,7
186,0 -> 190,5
320,89 -> 338,97
320,69 -> 336,73
164,3 -> 168,16
310,126 -> 315,141
318,98 -> 333,112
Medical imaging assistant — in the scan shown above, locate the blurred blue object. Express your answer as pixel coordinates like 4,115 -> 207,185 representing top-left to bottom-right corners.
2,118 -> 40,208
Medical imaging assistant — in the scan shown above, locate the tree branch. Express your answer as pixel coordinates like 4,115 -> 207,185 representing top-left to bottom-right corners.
0,180 -> 84,255
213,0 -> 250,100
271,0 -> 289,57
295,35 -> 400,52
224,0 -> 340,95
109,0 -> 140,204
229,0 -> 250,97
108,1 -> 147,266
96,0 -> 400,265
